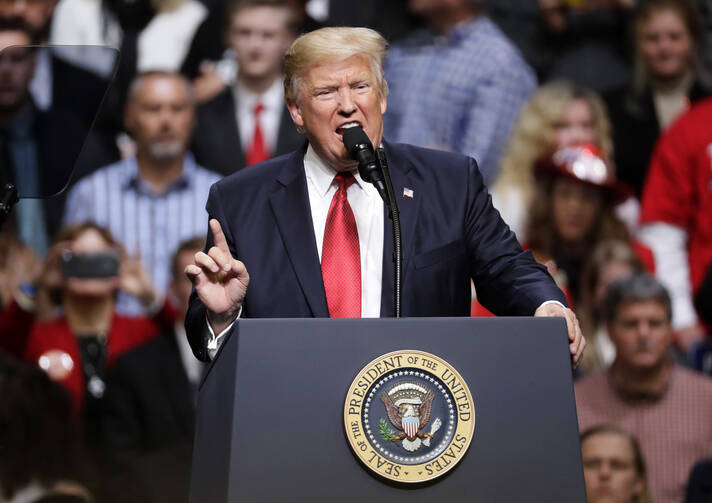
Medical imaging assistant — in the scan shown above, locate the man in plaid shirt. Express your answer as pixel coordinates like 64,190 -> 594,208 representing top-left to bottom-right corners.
383,0 -> 536,185
575,274 -> 712,503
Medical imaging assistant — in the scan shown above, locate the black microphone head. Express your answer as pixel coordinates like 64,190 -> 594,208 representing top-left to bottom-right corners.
342,126 -> 372,158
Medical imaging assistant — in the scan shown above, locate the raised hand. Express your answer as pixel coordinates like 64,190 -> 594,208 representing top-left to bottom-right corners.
185,219 -> 249,333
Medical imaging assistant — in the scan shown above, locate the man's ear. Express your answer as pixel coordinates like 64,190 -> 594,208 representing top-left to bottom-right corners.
380,93 -> 387,116
287,100 -> 304,129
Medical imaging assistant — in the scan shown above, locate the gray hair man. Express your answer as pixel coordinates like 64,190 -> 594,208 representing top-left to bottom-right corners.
575,273 -> 712,503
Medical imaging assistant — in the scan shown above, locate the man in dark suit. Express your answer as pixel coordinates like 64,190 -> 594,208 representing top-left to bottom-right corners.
184,27 -> 586,365
103,237 -> 205,503
190,0 -> 304,176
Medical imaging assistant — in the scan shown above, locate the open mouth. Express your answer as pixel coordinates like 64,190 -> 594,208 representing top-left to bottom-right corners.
335,121 -> 362,137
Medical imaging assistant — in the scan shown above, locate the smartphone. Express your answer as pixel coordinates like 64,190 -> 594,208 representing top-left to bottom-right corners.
61,250 -> 120,279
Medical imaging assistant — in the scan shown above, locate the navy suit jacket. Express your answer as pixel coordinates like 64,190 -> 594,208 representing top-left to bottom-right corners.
186,141 -> 566,361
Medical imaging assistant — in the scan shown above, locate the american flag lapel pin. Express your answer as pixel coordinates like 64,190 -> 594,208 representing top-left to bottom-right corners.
403,187 -> 414,198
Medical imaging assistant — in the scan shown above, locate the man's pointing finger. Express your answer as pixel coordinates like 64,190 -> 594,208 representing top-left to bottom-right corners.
210,218 -> 230,253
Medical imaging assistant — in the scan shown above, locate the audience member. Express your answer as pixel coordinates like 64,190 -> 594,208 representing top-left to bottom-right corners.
182,0 -> 322,88
491,81 -> 612,240
102,237 -> 205,503
0,21 -> 108,255
580,425 -> 652,503
638,97 -> 712,347
51,0 -> 205,74
21,223 -> 170,414
578,240 -> 645,375
48,0 -> 127,77
0,353 -> 93,502
0,0 -> 111,129
575,273 -> 712,503
63,71 -> 220,314
191,0 -> 303,176
538,0 -> 634,93
526,144 -> 639,306
606,0 -> 712,197
383,0 -> 536,184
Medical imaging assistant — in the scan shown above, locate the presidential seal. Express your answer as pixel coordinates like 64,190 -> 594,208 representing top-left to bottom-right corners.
343,350 -> 475,483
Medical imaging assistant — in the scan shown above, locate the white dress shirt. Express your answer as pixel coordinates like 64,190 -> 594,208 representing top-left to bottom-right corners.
233,77 -> 284,154
304,144 -> 384,317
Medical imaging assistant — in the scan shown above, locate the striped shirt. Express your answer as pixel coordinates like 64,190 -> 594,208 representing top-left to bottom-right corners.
575,366 -> 712,503
384,16 -> 536,185
63,155 -> 220,314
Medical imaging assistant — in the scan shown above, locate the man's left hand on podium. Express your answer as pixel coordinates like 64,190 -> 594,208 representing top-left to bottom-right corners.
534,303 -> 586,368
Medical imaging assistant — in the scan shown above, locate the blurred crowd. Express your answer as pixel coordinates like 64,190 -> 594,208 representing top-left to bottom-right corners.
0,0 -> 711,501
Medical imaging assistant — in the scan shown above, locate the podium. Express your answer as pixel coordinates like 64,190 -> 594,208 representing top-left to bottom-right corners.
189,317 -> 586,502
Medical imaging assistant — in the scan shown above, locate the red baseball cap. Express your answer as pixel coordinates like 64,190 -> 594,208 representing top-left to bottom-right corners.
534,143 -> 631,203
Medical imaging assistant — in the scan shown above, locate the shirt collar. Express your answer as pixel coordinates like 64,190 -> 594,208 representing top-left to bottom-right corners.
303,143 -> 368,198
606,360 -> 673,403
122,153 -> 196,193
233,76 -> 284,112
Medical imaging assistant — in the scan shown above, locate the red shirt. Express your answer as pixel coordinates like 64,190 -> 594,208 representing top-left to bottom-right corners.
641,98 -> 712,292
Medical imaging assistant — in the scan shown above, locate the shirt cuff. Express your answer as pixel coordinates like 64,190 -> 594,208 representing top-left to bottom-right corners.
537,300 -> 566,311
205,307 -> 241,360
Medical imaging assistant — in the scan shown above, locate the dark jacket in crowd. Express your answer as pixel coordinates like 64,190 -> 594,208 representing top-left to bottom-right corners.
605,80 -> 711,197
191,88 -> 304,176
103,331 -> 197,503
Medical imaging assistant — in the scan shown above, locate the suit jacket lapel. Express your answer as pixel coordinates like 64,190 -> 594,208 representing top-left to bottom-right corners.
269,146 -> 330,317
380,140 -> 420,317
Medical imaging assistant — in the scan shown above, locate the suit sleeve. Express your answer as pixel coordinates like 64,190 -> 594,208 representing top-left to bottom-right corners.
464,157 -> 567,315
185,182 -> 238,362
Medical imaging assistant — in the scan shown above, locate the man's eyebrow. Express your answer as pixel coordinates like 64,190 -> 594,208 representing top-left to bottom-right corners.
310,83 -> 337,91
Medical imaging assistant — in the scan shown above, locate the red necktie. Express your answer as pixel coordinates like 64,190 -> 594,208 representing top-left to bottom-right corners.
321,172 -> 361,318
246,103 -> 270,166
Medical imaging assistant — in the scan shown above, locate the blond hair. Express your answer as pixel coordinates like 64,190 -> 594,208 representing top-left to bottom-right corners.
283,27 -> 388,104
492,81 -> 612,205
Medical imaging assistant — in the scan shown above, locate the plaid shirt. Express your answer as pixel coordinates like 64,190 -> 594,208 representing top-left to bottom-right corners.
575,366 -> 712,503
384,16 -> 536,184
63,155 -> 220,314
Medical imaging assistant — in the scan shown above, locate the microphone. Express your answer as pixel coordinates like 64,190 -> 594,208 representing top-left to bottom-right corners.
342,126 -> 388,204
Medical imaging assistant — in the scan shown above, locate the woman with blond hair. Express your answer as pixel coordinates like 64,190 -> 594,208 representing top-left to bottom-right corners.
491,80 -> 613,242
